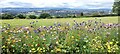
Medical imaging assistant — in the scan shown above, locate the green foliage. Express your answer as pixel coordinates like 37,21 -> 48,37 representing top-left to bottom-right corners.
80,12 -> 84,16
1,13 -> 14,19
112,1 -> 120,15
39,13 -> 51,19
28,15 -> 37,19
16,14 -> 26,19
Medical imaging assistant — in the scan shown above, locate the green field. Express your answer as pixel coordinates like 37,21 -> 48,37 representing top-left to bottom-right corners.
1,16 -> 120,53
0,16 -> 118,27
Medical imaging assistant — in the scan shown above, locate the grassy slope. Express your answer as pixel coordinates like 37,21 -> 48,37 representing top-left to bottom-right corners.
0,16 -> 118,27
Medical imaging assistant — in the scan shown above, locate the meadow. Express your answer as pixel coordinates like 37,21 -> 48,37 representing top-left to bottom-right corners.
0,16 -> 118,26
1,16 -> 120,53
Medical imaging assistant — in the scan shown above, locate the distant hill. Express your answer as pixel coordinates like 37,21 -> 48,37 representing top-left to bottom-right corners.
1,8 -> 111,12
1,8 -> 111,16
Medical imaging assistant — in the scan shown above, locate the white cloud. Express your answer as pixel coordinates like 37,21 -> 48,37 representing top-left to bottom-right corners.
0,0 -> 114,9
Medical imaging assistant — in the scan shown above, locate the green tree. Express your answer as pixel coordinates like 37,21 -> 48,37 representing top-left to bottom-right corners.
28,15 -> 37,19
80,12 -> 84,16
39,13 -> 51,19
16,14 -> 26,19
1,13 -> 14,19
112,0 -> 120,15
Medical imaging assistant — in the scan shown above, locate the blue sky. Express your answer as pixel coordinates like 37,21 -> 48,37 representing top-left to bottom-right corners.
0,0 -> 114,9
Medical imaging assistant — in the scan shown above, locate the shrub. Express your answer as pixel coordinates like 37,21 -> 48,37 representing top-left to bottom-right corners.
39,13 -> 51,19
28,15 -> 37,19
16,14 -> 26,19
1,13 -> 14,19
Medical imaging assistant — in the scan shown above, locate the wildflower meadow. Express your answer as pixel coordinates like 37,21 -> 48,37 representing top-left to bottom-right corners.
1,17 -> 120,54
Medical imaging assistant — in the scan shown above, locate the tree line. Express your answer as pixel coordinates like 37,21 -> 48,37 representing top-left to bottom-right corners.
0,13 -> 61,19
1,12 -> 119,19
1,13 -> 85,19
0,13 -> 52,19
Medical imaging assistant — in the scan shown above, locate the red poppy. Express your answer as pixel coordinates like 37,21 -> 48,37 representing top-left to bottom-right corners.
37,44 -> 40,47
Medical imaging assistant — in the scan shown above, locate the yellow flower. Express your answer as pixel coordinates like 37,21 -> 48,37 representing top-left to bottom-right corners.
51,50 -> 54,52
116,47 -> 119,50
40,48 -> 42,50
85,26 -> 88,28
35,44 -> 38,47
2,45 -> 6,48
43,38 -> 46,41
32,48 -> 35,51
29,50 -> 32,52
56,41 -> 59,44
7,42 -> 10,44
83,45 -> 86,48
116,41 -> 119,44
110,42 -> 113,44
98,45 -> 101,48
12,40 -> 16,43
72,36 -> 74,39
108,50 -> 111,52
11,45 -> 15,47
107,45 -> 111,49
96,48 -> 98,51
18,40 -> 21,42
43,50 -> 45,52
7,38 -> 10,41
31,45 -> 34,47
37,47 -> 40,51
66,27 -> 68,29
56,48 -> 61,52
112,39 -> 115,41
26,36 -> 28,38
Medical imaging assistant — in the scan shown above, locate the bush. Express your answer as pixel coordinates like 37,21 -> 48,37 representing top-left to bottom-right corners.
80,12 -> 84,16
28,15 -> 37,19
1,13 -> 14,19
39,13 -> 51,19
16,14 -> 26,19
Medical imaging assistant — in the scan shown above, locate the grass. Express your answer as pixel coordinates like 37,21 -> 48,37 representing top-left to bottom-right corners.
1,16 -> 120,53
0,16 -> 118,27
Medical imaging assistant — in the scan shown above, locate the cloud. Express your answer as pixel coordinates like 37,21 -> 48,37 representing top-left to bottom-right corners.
7,2 -> 34,7
0,0 -> 114,9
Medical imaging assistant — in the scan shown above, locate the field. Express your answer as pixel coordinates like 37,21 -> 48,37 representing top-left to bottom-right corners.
0,16 -> 118,26
1,16 -> 120,53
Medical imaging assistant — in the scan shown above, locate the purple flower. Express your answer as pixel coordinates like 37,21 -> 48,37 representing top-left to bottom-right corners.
49,26 -> 52,28
66,22 -> 70,26
88,20 -> 91,22
0,29 -> 5,32
34,30 -> 38,33
37,28 -> 41,32
7,24 -> 10,27
58,23 -> 61,26
95,21 -> 98,24
75,22 -> 79,27
43,26 -> 47,29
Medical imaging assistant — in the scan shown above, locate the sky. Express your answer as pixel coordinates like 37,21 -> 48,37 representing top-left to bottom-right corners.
0,0 -> 115,9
